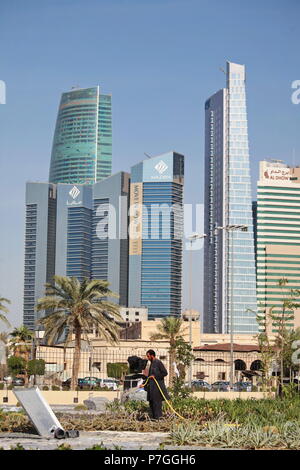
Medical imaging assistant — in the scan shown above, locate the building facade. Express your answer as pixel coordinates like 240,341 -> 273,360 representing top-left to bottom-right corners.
203,61 -> 257,334
128,152 -> 184,318
23,183 -> 57,329
23,173 -> 129,329
256,160 -> 300,331
119,306 -> 148,324
49,87 -> 112,185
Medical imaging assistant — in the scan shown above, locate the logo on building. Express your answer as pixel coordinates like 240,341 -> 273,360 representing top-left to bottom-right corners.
263,168 -> 291,181
69,186 -> 80,199
155,160 -> 168,175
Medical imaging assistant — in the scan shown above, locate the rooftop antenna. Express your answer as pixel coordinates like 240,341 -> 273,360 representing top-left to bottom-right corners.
144,153 -> 152,159
292,148 -> 296,167
219,67 -> 226,75
71,85 -> 80,90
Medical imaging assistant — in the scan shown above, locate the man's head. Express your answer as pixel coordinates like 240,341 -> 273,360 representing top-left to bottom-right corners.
146,349 -> 156,361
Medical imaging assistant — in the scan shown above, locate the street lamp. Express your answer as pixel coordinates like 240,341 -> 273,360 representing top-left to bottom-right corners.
187,232 -> 207,387
214,224 -> 248,388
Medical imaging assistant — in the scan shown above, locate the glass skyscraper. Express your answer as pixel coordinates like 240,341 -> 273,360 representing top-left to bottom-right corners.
23,173 -> 129,330
49,86 -> 112,185
203,62 -> 257,334
128,152 -> 184,318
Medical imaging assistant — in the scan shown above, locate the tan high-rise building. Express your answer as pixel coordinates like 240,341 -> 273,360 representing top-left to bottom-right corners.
256,160 -> 300,332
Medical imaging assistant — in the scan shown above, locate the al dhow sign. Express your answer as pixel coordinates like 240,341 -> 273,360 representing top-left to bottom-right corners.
263,167 -> 291,181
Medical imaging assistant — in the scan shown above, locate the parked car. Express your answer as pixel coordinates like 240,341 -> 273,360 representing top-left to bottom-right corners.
79,377 -> 99,389
191,380 -> 211,391
3,376 -> 12,383
12,377 -> 25,386
62,378 -> 83,389
211,381 -> 231,391
97,378 -> 119,391
233,381 -> 252,392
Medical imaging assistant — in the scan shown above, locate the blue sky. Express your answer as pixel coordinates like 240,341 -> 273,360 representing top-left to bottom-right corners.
0,0 -> 299,328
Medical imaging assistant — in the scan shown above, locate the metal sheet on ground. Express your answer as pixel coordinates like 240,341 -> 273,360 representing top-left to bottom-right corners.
13,386 -> 64,438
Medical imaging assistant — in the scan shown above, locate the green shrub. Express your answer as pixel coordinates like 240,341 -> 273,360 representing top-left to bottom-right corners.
0,383 -> 4,390
56,443 -> 72,450
7,356 -> 26,376
85,442 -> 107,450
42,386 -> 49,391
51,386 -> 60,391
107,362 -> 128,380
74,404 -> 88,411
27,359 -> 45,376
10,443 -> 26,451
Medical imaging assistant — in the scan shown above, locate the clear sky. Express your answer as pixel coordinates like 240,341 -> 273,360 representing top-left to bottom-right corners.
0,0 -> 299,329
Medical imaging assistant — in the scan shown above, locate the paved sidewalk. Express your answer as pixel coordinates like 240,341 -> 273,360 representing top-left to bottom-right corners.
0,430 -> 222,450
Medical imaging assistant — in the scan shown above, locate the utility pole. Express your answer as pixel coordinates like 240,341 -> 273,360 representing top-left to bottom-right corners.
215,224 -> 248,388
187,233 -> 206,387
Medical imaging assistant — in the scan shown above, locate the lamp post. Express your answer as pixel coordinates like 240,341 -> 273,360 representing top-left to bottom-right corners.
214,224 -> 248,388
187,232 -> 207,387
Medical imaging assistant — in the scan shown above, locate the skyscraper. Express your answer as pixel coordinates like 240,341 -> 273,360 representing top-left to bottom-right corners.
49,86 -> 112,185
256,160 -> 300,331
23,173 -> 129,330
203,62 -> 257,334
23,183 -> 57,329
128,152 -> 184,318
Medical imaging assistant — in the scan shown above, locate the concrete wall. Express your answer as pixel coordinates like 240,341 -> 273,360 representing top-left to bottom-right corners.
0,390 -> 120,406
0,390 -> 274,406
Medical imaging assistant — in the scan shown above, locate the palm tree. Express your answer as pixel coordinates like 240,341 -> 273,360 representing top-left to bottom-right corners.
10,326 -> 34,358
0,332 -> 9,379
150,317 -> 187,384
0,297 -> 11,328
9,326 -> 34,384
36,276 -> 122,390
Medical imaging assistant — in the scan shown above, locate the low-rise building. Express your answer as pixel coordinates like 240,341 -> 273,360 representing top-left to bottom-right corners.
35,319 -> 264,387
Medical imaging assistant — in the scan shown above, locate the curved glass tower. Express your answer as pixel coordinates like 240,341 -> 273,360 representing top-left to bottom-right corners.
49,86 -> 112,185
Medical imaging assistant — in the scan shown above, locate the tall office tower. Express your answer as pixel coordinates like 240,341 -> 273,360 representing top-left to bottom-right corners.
49,86 -> 112,185
128,152 -> 184,318
257,160 -> 300,331
203,61 -> 257,334
23,183 -> 57,330
23,173 -> 129,329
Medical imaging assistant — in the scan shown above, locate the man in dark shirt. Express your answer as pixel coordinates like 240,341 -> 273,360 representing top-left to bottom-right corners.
143,349 -> 170,420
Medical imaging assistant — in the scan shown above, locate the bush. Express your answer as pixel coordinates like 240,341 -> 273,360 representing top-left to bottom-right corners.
170,377 -> 192,399
74,404 -> 88,411
107,363 -> 128,380
51,386 -> 60,391
27,359 -> 45,376
7,356 -> 26,376
42,386 -> 49,391
0,383 -> 4,390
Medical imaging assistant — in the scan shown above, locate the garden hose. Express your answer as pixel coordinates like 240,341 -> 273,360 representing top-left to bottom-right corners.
142,376 -> 186,420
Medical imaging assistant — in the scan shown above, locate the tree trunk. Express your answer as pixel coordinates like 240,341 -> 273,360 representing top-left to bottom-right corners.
71,326 -> 81,390
169,341 -> 176,386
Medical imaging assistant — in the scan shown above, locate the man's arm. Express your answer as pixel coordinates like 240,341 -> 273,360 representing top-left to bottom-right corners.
153,360 -> 168,380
